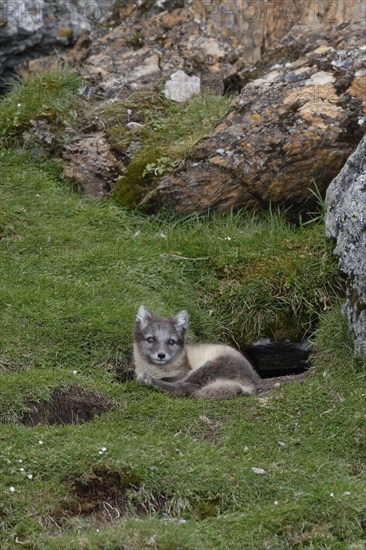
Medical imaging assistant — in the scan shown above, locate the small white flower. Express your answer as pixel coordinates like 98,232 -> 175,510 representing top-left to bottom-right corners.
17,103 -> 22,107
278,441 -> 286,447
101,447 -> 107,452
27,474 -> 33,480
224,236 -> 232,241
39,440 -> 43,445
344,491 -> 351,496
98,450 -> 103,455
72,370 -> 78,375
243,446 -> 249,452
158,232 -> 167,239
274,500 -> 279,506
9,486 -> 15,492
330,492 -> 334,497
18,459 -> 22,464
19,468 -> 24,472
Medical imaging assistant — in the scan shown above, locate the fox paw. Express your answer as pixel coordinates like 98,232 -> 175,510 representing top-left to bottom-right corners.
136,372 -> 153,386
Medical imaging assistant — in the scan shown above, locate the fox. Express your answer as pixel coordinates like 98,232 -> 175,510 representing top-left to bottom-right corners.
133,305 -> 260,399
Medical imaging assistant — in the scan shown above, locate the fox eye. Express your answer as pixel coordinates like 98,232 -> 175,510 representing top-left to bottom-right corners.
146,337 -> 155,344
168,339 -> 176,346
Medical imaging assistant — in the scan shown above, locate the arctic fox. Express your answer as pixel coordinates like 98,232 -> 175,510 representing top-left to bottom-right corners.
133,306 -> 259,399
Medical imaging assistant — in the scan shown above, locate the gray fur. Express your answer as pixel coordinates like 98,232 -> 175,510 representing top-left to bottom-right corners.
133,306 -> 258,399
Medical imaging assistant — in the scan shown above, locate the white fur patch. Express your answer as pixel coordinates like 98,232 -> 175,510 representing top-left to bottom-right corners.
155,326 -> 170,342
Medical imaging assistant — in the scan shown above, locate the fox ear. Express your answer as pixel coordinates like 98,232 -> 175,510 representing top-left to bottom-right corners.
173,310 -> 189,331
136,305 -> 151,326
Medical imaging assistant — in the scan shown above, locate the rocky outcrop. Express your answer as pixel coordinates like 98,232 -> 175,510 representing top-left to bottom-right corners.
0,0 -> 115,84
9,3 -> 366,204
194,0 -> 366,66
325,134 -> 366,358
79,6 -> 246,99
141,21 -> 366,215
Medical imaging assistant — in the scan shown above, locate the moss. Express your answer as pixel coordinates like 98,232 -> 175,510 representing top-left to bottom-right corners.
108,92 -> 232,207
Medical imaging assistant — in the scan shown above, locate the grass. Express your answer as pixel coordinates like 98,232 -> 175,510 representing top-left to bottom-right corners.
0,68 -> 82,150
0,72 -> 365,549
0,148 -> 365,549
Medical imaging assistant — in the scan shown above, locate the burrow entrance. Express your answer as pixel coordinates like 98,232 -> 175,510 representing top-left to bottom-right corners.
244,338 -> 312,378
61,467 -> 168,523
21,386 -> 111,426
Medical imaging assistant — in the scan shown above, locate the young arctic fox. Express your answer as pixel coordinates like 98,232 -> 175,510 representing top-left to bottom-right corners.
133,306 -> 259,399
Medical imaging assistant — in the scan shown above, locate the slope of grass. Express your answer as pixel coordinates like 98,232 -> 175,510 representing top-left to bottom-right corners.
0,148 -> 365,550
0,70 -> 365,549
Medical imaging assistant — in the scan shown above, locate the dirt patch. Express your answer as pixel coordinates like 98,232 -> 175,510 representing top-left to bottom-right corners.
257,372 -> 306,394
21,386 -> 111,426
62,467 -> 168,523
189,415 -> 222,445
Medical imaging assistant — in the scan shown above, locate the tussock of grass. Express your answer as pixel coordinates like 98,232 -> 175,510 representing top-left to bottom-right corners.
0,68 -> 81,148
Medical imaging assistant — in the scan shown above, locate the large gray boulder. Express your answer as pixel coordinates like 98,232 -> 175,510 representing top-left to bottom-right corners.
325,134 -> 366,358
0,0 -> 115,82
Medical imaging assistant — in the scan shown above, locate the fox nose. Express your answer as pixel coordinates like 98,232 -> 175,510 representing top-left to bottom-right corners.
157,352 -> 166,360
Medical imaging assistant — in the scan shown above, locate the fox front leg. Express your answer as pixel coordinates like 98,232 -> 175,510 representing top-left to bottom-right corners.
136,372 -> 154,386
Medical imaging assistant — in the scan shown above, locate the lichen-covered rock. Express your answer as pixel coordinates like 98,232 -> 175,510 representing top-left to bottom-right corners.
325,134 -> 366,358
79,6 -> 245,99
141,21 -> 366,215
193,0 -> 366,66
63,132 -> 124,197
0,0 -> 115,83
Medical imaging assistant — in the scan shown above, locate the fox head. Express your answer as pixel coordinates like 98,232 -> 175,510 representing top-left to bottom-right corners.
134,305 -> 189,367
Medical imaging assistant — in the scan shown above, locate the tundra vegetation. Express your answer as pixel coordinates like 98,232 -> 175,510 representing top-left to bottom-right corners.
0,70 -> 365,549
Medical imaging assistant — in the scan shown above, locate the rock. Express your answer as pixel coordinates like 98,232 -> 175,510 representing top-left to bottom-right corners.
325,134 -> 366,358
193,0 -> 366,66
78,7 -> 246,99
0,0 -> 115,85
163,70 -> 200,103
251,467 -> 266,475
141,21 -> 366,216
16,32 -> 92,79
62,132 -> 124,197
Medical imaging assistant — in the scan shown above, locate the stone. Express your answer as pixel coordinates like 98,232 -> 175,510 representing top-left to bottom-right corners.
141,21 -> 366,216
163,70 -> 200,103
62,132 -> 124,197
325,134 -> 366,358
0,1 -> 115,85
77,7 -> 247,99
193,0 -> 366,66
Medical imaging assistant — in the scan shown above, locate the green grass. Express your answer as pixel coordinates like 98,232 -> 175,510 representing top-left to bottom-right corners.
0,148 -> 365,549
0,68 -> 82,148
0,72 -> 365,549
